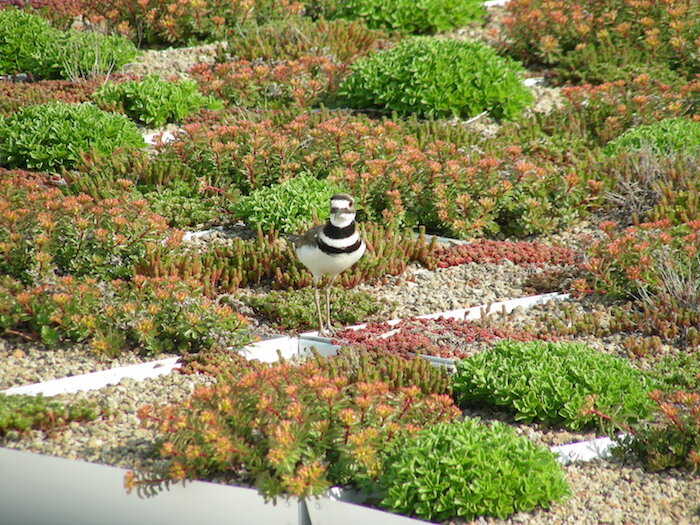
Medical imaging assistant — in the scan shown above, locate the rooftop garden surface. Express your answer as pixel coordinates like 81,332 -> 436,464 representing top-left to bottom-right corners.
1,0 -> 699,522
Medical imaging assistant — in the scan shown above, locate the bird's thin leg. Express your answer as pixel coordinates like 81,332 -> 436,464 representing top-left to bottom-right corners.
325,276 -> 337,334
313,283 -> 325,335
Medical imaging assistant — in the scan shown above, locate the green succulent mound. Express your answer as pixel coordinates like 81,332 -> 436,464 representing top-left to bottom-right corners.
93,75 -> 222,127
232,173 -> 342,233
333,0 -> 484,34
0,8 -> 60,77
339,37 -> 533,119
0,102 -> 145,171
604,117 -> 700,156
452,340 -> 654,430
379,419 -> 569,521
0,8 -> 137,80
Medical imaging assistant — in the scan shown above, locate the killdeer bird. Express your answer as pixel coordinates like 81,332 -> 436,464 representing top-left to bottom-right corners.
292,193 -> 366,335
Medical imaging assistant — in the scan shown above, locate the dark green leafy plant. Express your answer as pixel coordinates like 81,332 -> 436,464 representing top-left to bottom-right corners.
452,340 -> 655,430
604,118 -> 700,156
244,287 -> 383,331
0,393 -> 98,436
339,37 -> 533,119
0,7 -> 62,77
93,75 -> 222,127
232,173 -> 341,233
378,419 -> 570,521
128,359 -> 460,499
0,102 -> 145,171
330,0 -> 484,34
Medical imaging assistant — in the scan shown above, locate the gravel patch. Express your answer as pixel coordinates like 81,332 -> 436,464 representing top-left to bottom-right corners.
0,339 -> 177,391
121,42 -> 223,79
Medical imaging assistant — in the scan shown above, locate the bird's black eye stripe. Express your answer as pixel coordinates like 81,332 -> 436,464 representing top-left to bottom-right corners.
331,207 -> 353,214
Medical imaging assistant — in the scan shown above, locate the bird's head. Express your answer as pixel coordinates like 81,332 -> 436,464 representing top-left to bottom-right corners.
329,193 -> 357,228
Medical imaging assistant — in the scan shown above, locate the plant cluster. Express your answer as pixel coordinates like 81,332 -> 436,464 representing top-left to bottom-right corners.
334,317 -> 552,360
431,239 -> 579,268
584,219 -> 700,299
157,114 -> 599,237
0,274 -> 250,355
0,392 -> 97,437
138,223 -> 437,296
0,102 -> 145,171
227,16 -> 387,62
0,78 -> 102,117
339,37 -> 533,120
128,359 -> 460,499
231,173 -> 341,233
502,0 -> 700,83
0,8 -> 137,79
92,75 -> 222,127
555,76 -> 700,148
616,389 -> 700,474
328,0 -> 484,34
604,118 -> 700,156
452,340 -> 655,430
650,353 -> 700,394
84,0 -> 303,46
244,287 -> 382,331
189,56 -> 346,111
139,180 -> 222,229
0,172 -> 169,283
379,419 -> 569,521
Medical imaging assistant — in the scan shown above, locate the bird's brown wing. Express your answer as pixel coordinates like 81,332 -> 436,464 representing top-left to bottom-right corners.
290,224 -> 323,249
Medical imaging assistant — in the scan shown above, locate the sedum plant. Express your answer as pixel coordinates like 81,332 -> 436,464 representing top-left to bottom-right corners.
231,173 -> 341,232
452,340 -> 655,430
54,30 -> 137,80
0,393 -> 97,436
128,359 -> 460,499
379,419 -> 569,521
93,75 -> 222,127
339,37 -> 533,119
604,118 -> 700,156
244,287 -> 383,331
0,102 -> 145,171
330,0 -> 484,34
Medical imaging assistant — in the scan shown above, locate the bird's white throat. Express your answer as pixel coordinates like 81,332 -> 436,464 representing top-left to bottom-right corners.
329,212 -> 355,228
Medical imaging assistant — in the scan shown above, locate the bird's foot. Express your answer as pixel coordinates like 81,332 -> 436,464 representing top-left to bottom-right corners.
318,325 -> 337,337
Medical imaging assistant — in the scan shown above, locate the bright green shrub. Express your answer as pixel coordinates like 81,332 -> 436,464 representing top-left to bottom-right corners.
452,340 -> 655,430
244,287 -> 383,331
339,37 -> 533,119
604,118 -> 700,156
93,75 -> 222,127
0,9 -> 137,79
379,419 -> 569,521
331,0 -> 484,34
55,30 -> 137,80
232,173 -> 341,233
0,393 -> 97,436
0,102 -> 145,170
0,8 -> 61,77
